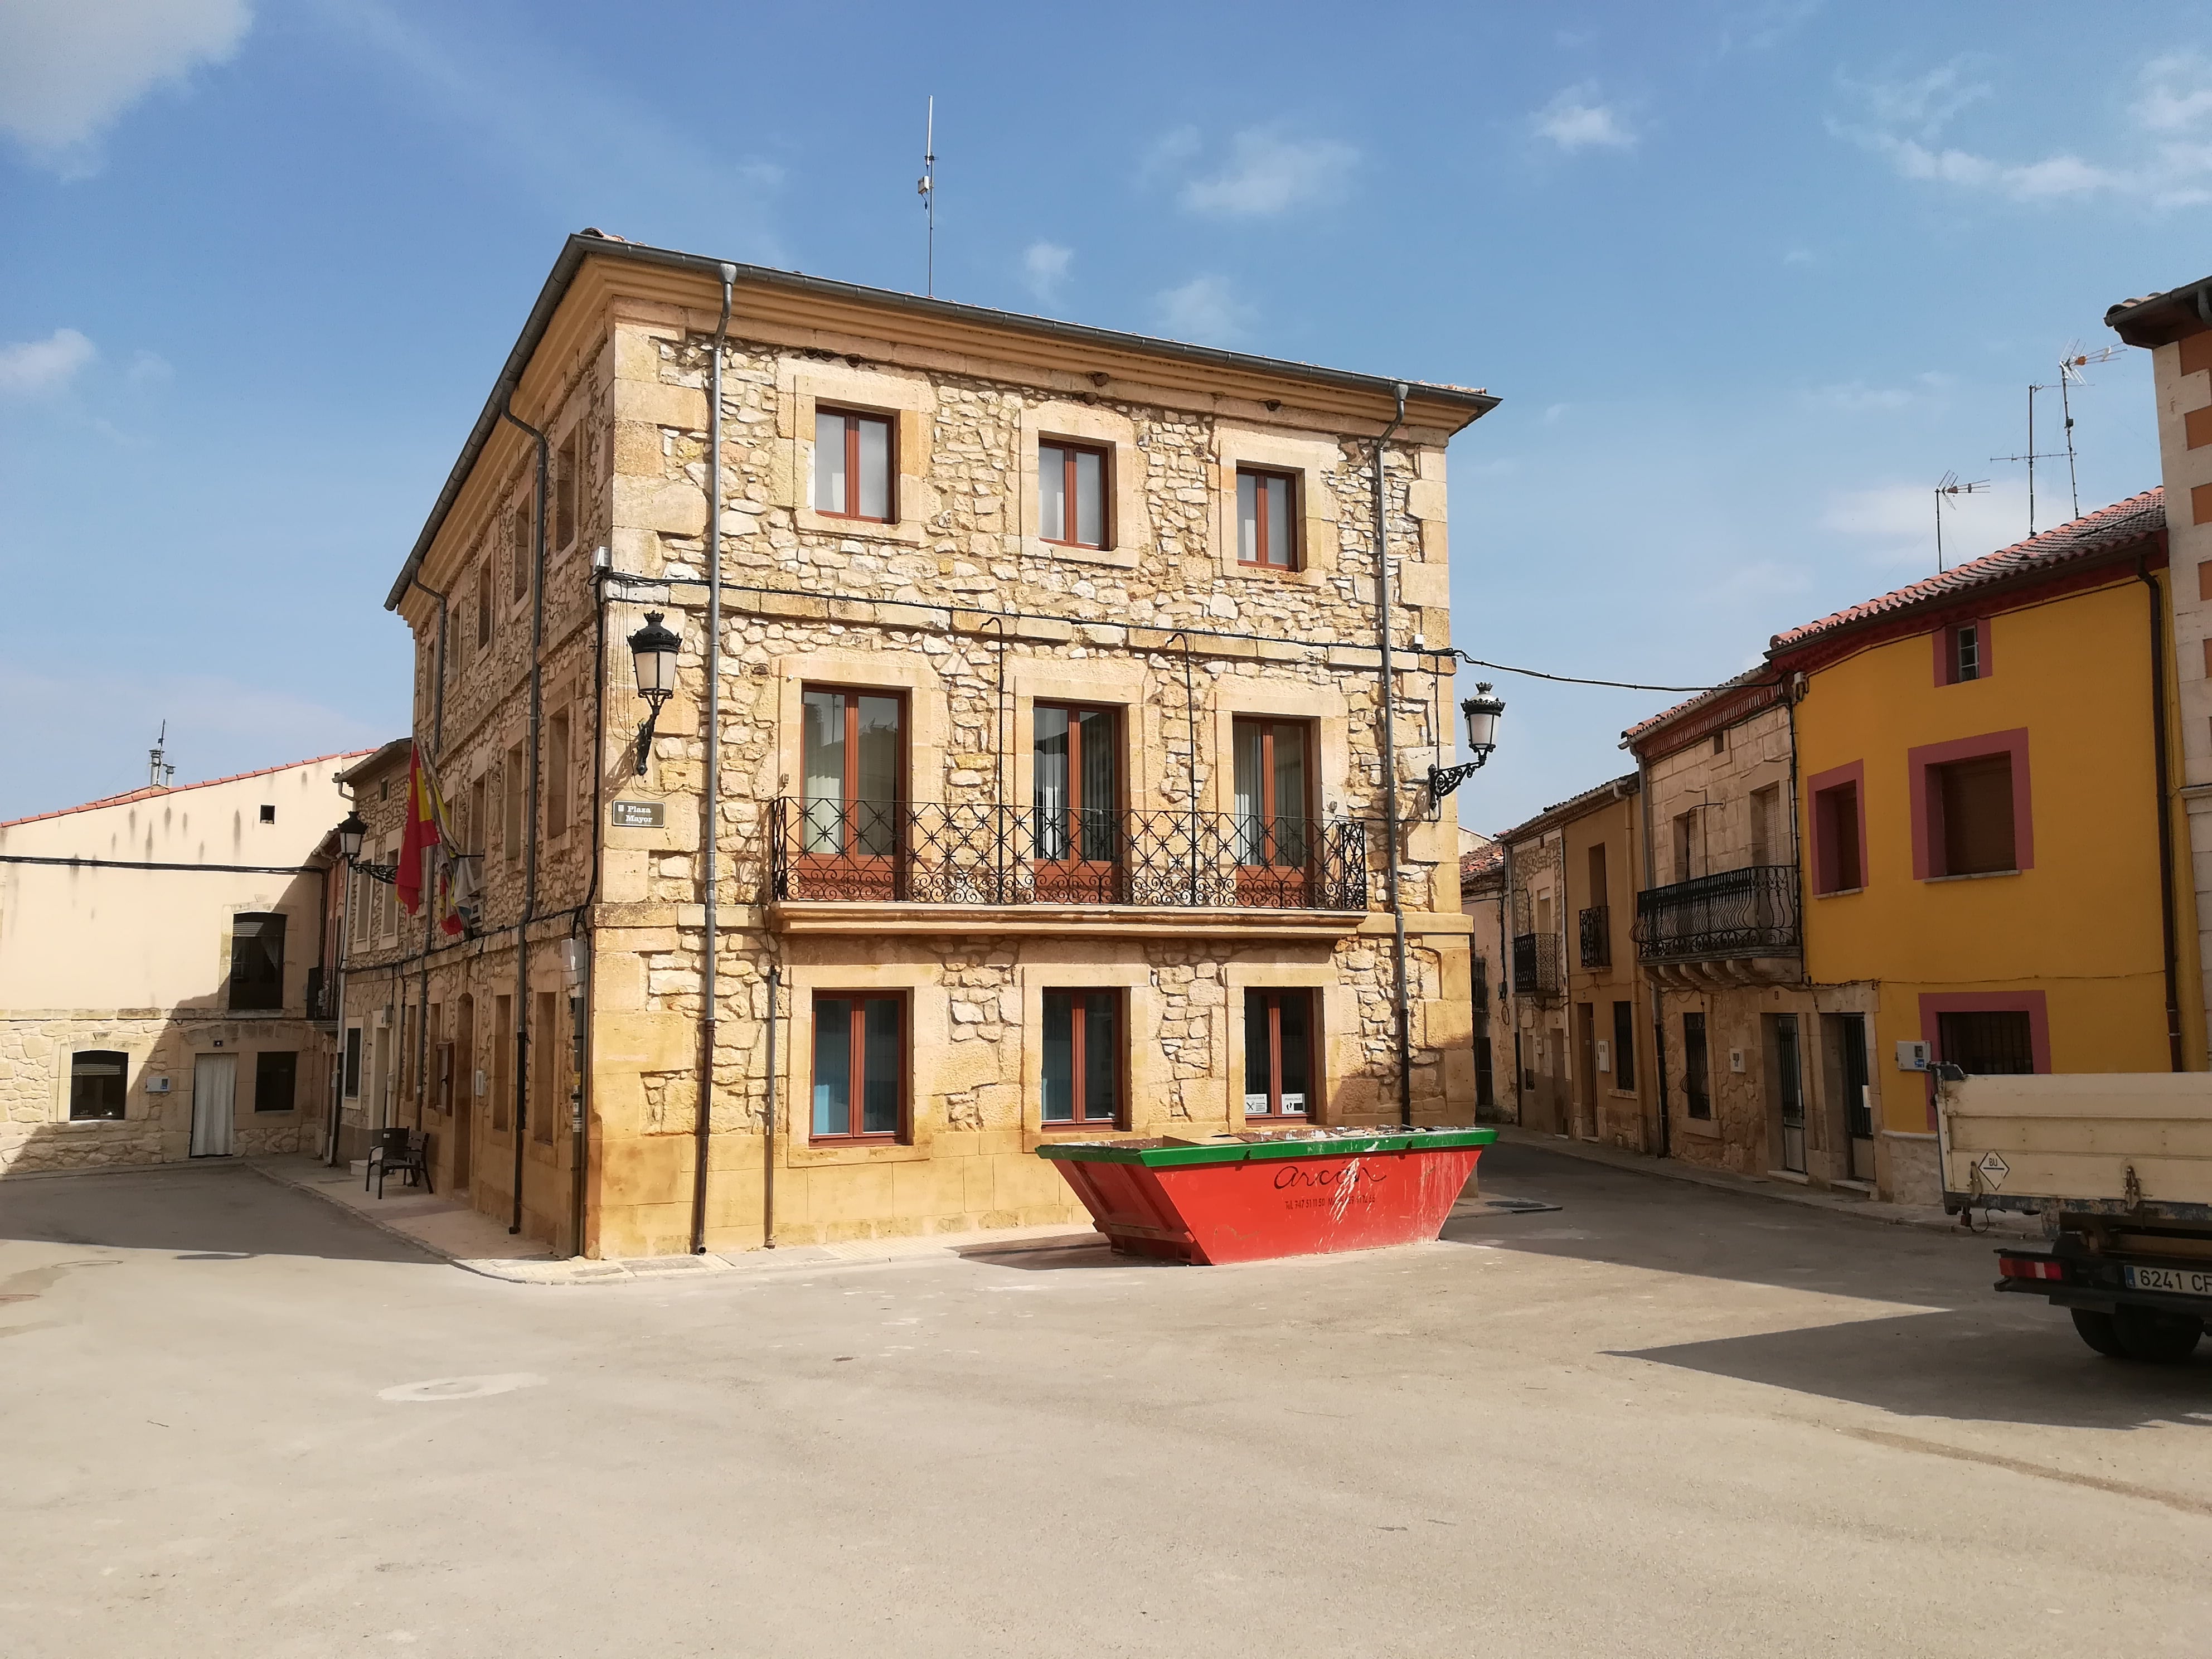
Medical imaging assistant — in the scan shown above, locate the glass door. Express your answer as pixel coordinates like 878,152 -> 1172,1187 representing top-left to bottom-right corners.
1840,1013 -> 1874,1181
799,688 -> 904,900
1033,704 -> 1120,902
1232,718 -> 1311,906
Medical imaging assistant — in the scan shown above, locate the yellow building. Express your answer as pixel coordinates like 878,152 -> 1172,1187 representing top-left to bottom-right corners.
1774,488 -> 2199,1202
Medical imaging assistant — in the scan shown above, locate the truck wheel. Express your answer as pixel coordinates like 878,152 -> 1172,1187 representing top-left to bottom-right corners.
2071,1309 -> 2128,1357
2112,1305 -> 2204,1364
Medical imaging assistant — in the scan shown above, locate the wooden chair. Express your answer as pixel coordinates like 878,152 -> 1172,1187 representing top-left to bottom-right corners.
366,1127 -> 433,1198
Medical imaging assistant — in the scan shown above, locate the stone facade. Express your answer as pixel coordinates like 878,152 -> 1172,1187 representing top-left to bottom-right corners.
1498,779 -> 1656,1148
364,237 -> 1494,1258
1631,687 -> 1870,1189
0,755 -> 358,1176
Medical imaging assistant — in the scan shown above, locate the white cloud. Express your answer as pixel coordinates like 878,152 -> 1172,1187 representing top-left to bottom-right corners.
0,328 -> 96,395
126,350 -> 173,389
1783,246 -> 1815,265
1179,127 -> 1358,216
1138,125 -> 1202,183
0,664 -> 389,823
0,0 -> 251,167
1822,478 -> 2030,568
1540,402 -> 1570,425
1021,241 -> 1071,303
1155,275 -> 1255,346
1836,54 -> 2212,208
2136,52 -> 2212,133
1532,84 -> 1637,152
1801,371 -> 1951,413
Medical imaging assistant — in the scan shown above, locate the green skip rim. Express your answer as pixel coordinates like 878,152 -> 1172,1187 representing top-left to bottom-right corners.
1036,1128 -> 1496,1168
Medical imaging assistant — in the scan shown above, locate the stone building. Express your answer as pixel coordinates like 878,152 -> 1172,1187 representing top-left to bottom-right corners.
1497,774 -> 1656,1145
1459,842 -> 1506,1118
360,230 -> 1498,1258
0,753 -> 362,1175
1622,676 -> 1831,1181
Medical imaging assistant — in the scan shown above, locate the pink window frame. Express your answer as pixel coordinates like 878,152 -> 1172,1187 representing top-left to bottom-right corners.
1907,728 -> 2032,880
1915,989 -> 2050,1129
1932,617 -> 1994,686
1804,759 -> 1867,895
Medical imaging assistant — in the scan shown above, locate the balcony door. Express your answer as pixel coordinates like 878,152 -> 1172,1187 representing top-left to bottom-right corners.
1034,704 -> 1120,903
1233,718 -> 1311,906
801,688 -> 905,900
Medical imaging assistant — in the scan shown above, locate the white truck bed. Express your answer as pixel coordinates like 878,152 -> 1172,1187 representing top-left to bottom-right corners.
1940,1072 -> 2212,1216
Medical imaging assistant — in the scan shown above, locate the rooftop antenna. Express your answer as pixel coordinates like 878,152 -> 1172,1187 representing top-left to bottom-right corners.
147,721 -> 174,788
1991,380 -> 2067,538
1934,472 -> 1990,574
2057,343 -> 2123,522
917,95 -> 936,297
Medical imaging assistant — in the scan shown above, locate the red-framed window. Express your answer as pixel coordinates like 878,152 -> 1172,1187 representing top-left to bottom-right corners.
1244,988 -> 1315,1119
811,992 -> 906,1141
1909,729 -> 2032,880
1034,702 -> 1121,898
812,408 -> 894,521
1041,989 -> 1122,1127
799,686 -> 906,861
1236,467 -> 1299,569
1231,717 -> 1311,867
1807,760 -> 1866,894
1039,440 -> 1109,550
1935,618 -> 1991,685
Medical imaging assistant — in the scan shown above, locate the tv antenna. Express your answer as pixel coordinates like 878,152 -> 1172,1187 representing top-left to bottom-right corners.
1991,381 -> 2067,538
1934,472 -> 1989,574
2055,343 -> 2124,521
147,721 -> 175,788
917,96 -> 936,297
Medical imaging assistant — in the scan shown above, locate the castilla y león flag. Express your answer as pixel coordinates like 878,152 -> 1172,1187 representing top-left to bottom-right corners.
395,746 -> 452,916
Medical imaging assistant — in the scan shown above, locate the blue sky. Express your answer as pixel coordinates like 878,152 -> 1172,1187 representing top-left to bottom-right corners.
2,1 -> 2208,830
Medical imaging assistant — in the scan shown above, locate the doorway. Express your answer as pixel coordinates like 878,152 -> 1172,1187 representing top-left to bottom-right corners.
1769,1015 -> 1806,1174
453,994 -> 475,1194
1834,1013 -> 1874,1181
190,1054 -> 236,1157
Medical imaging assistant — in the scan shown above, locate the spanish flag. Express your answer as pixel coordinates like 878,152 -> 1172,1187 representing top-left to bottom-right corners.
395,746 -> 452,916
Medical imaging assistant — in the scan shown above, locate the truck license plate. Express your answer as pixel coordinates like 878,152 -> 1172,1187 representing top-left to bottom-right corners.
2123,1264 -> 2212,1297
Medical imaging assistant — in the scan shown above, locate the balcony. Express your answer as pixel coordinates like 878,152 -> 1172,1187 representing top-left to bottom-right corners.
1511,932 -> 1563,999
305,966 -> 335,1024
1578,905 -> 1611,970
1633,864 -> 1802,989
765,799 -> 1376,934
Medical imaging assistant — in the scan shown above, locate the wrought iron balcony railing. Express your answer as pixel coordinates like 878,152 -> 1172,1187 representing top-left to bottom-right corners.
1578,905 -> 1611,969
1511,932 -> 1563,997
767,798 -> 1376,912
1634,864 -> 1802,963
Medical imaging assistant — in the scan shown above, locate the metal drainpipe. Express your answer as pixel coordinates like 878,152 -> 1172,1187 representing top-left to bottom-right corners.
498,403 -> 550,1235
691,266 -> 735,1255
2141,556 -> 2185,1070
1502,839 -> 1519,1122
1372,385 -> 1413,1126
408,579 -> 448,1134
1636,749 -> 1670,1159
762,963 -> 780,1248
571,554 -> 613,1257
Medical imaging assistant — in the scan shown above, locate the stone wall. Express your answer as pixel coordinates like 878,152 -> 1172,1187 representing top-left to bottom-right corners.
385,279 -> 1481,1257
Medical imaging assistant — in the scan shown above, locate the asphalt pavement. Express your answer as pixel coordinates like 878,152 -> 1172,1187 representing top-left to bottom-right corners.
3,1144 -> 2208,1658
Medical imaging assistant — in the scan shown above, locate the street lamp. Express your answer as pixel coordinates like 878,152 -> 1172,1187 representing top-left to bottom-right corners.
337,809 -> 367,861
1428,681 -> 1506,807
627,610 -> 681,777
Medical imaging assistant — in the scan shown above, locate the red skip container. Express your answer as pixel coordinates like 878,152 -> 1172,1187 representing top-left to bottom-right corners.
1037,1127 -> 1496,1264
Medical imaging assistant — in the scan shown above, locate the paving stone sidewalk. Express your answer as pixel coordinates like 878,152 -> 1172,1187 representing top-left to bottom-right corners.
1488,1125 -> 2045,1239
245,1154 -> 1107,1284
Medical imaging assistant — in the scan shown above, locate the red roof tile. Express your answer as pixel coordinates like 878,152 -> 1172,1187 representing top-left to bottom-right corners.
1770,488 -> 2164,651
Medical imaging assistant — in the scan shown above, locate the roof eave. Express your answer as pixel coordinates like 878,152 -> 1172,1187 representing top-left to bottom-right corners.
385,233 -> 1503,612
2106,275 -> 2212,348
